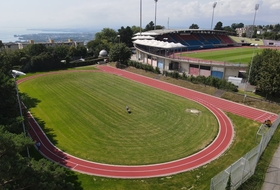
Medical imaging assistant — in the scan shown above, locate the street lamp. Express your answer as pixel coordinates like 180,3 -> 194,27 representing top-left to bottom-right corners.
11,70 -> 30,158
243,44 -> 258,103
154,0 -> 158,30
251,4 -> 259,39
117,35 -> 120,63
211,2 -> 217,30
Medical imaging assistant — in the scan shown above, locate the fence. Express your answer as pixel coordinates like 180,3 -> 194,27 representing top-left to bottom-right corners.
210,114 -> 280,190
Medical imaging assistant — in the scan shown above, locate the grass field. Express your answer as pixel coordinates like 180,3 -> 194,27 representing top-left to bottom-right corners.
19,71 -> 218,165
181,47 -> 263,64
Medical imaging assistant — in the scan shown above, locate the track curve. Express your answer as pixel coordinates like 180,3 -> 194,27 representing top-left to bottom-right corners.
18,66 -> 277,178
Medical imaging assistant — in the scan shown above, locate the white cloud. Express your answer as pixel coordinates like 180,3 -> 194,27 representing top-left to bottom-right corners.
1,0 -> 279,30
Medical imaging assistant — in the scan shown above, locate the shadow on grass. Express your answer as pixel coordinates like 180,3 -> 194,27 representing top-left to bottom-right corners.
22,94 -> 83,189
21,92 -> 59,146
21,92 -> 41,109
32,116 -> 58,145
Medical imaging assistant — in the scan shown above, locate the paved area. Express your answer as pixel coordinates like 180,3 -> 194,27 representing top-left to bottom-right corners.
262,146 -> 280,190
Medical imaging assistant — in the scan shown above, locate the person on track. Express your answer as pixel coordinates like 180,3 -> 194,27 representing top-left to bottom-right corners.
36,141 -> 41,151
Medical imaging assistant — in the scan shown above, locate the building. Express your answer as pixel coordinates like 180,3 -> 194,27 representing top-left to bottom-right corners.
1,39 -> 84,51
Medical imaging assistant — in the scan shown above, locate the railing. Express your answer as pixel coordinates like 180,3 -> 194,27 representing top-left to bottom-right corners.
210,114 -> 280,190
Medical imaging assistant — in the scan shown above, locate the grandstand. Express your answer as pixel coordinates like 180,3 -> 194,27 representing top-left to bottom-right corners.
133,29 -> 246,80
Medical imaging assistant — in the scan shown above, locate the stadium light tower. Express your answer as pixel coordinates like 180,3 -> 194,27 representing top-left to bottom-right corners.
211,2 -> 217,30
243,44 -> 258,103
140,0 -> 142,35
154,0 -> 158,30
251,4 -> 259,39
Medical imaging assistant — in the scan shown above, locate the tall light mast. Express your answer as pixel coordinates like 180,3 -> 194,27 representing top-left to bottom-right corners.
154,0 -> 158,30
211,2 -> 217,30
251,4 -> 259,39
140,0 -> 142,35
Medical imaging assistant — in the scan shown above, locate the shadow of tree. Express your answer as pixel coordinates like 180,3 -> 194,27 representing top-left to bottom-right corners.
65,170 -> 83,190
20,92 -> 40,109
32,116 -> 58,145
20,92 -> 83,189
20,92 -> 58,146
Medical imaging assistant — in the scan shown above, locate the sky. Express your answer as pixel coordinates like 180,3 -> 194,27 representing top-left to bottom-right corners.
1,0 -> 279,31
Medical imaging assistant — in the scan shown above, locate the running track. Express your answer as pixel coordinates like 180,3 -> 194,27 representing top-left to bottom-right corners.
18,66 -> 278,178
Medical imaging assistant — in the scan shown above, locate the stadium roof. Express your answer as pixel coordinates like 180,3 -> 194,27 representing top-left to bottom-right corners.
133,39 -> 185,49
134,29 -> 231,36
132,35 -> 155,40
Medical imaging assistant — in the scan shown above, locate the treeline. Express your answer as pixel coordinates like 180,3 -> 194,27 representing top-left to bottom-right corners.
125,60 -> 238,92
0,56 -> 80,189
2,43 -> 101,73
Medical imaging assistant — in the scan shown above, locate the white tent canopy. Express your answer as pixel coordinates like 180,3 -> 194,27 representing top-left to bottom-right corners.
133,39 -> 185,49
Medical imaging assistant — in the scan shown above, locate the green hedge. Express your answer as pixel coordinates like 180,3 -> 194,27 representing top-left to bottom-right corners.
123,60 -> 237,92
165,71 -> 238,92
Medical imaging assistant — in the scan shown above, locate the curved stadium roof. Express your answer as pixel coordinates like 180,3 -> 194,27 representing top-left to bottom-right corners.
133,39 -> 185,49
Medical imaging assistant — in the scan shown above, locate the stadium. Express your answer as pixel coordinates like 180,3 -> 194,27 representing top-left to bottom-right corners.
12,28 -> 280,189
132,29 -> 279,80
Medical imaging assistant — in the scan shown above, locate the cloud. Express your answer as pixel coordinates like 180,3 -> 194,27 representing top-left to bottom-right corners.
0,0 -> 279,30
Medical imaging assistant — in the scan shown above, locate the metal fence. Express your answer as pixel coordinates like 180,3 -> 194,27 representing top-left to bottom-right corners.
210,114 -> 280,190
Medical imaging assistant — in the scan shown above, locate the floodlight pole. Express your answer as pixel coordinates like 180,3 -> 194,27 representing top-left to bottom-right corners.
243,44 -> 258,103
211,2 -> 217,30
117,35 -> 120,62
140,0 -> 142,35
154,0 -> 158,30
12,70 -> 30,158
251,4 -> 259,39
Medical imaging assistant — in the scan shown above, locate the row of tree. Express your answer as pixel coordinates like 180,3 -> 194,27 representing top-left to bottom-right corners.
189,22 -> 244,32
0,42 -> 88,72
0,54 -> 80,189
189,22 -> 280,40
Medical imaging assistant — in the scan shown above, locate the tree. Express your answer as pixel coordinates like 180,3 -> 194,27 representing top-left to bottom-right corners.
51,45 -> 70,60
109,43 -> 132,65
0,126 -> 76,189
25,44 -> 47,57
94,28 -> 118,44
87,28 -> 118,58
86,38 -> 111,58
118,26 -> 133,47
189,24 -> 199,29
231,23 -> 244,30
0,56 -> 78,189
248,49 -> 280,98
224,26 -> 234,32
131,25 -> 142,34
214,21 -> 223,30
144,21 -> 155,31
0,40 -> 3,49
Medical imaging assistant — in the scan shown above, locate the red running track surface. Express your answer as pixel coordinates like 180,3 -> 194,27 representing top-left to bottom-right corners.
19,66 -> 278,178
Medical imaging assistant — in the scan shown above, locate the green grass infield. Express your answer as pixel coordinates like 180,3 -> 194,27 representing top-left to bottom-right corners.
181,47 -> 263,64
19,71 -> 218,165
